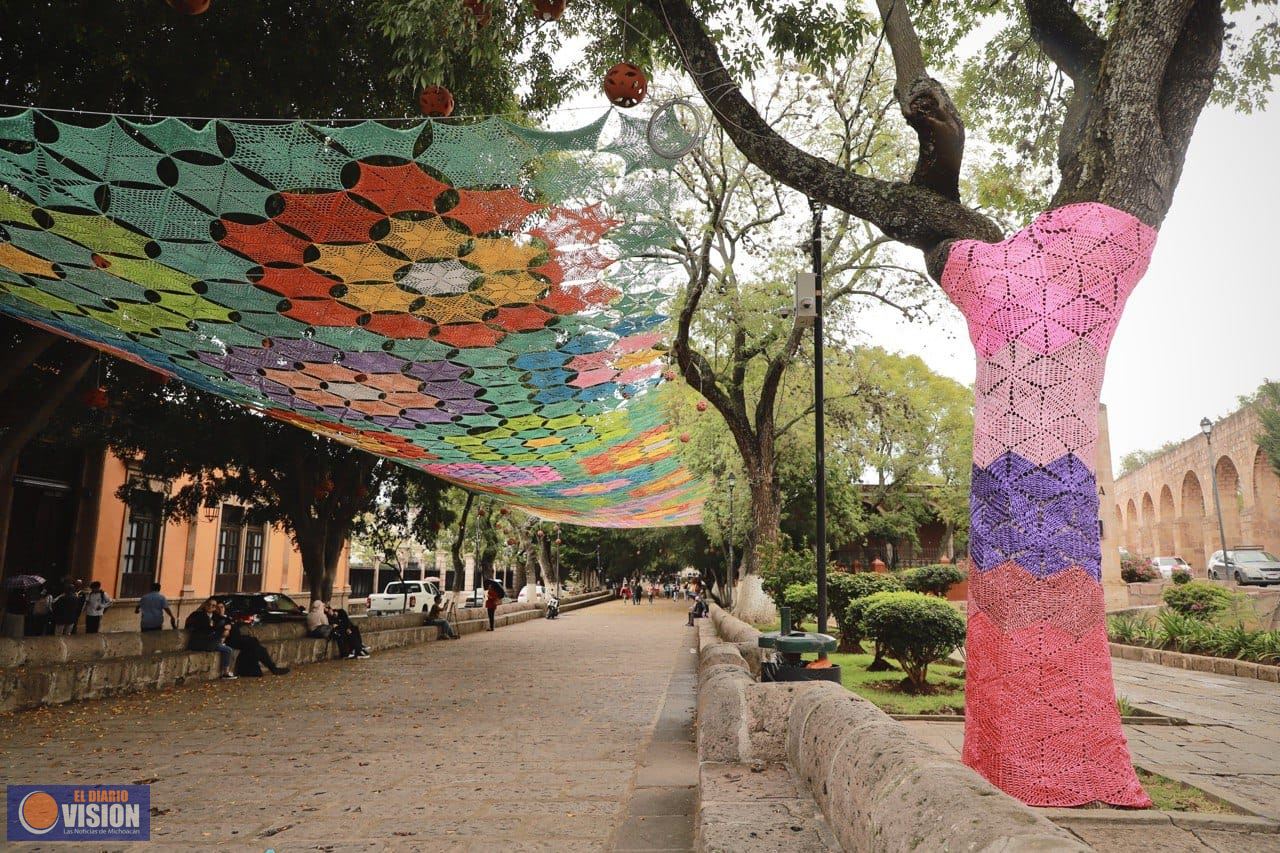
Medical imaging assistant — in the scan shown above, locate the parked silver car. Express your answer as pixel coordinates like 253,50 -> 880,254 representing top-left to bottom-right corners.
1208,547 -> 1280,586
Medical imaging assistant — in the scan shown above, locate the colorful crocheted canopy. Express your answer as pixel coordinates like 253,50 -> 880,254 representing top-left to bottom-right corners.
0,108 -> 704,526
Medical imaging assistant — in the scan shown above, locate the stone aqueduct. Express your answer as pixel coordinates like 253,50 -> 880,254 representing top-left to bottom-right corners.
1110,405 -> 1280,571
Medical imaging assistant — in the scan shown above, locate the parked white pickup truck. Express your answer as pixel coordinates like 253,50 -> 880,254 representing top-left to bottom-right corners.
367,580 -> 440,615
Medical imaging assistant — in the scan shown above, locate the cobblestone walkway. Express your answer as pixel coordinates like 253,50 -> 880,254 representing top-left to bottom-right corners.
0,598 -> 696,851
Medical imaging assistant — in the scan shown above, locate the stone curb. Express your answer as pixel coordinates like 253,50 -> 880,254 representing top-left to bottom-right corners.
1108,642 -> 1280,682
1040,808 -> 1280,833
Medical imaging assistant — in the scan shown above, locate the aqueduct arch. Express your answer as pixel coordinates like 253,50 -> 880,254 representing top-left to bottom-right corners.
1180,471 -> 1207,569
1124,499 -> 1140,553
1140,493 -> 1157,555
1251,448 -> 1280,547
1157,485 -> 1176,555
1215,456 -> 1244,549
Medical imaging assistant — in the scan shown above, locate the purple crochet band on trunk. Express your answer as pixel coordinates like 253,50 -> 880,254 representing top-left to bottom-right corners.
970,452 -> 1101,580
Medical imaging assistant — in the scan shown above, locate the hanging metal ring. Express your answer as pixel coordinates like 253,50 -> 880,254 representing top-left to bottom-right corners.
646,97 -> 707,160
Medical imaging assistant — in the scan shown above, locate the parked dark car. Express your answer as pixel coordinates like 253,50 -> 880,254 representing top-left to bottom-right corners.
212,592 -> 307,624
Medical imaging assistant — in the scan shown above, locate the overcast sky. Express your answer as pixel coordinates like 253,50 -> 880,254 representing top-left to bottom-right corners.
854,101 -> 1279,468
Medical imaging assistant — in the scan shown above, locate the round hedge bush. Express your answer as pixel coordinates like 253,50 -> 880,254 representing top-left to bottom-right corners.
859,590 -> 966,692
1162,581 -> 1234,619
782,581 -> 819,625
898,564 -> 966,596
1171,568 -> 1192,585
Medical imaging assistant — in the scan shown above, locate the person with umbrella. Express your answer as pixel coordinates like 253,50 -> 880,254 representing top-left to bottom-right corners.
3,575 -> 44,638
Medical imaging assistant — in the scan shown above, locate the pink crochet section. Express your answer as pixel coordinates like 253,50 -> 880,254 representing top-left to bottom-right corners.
942,203 -> 1156,359
944,202 -> 1157,808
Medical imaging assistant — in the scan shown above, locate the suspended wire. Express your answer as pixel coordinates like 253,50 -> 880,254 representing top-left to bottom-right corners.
0,101 -> 613,126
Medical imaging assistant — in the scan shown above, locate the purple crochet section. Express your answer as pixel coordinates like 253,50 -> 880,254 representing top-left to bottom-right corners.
970,452 -> 1101,580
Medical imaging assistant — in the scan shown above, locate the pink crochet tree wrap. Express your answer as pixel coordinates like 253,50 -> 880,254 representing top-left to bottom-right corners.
941,202 -> 1156,807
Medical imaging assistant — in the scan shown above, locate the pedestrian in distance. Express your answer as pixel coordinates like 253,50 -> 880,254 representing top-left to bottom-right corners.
184,598 -> 238,679
1,587 -> 27,639
484,579 -> 500,631
136,582 -> 177,631
81,581 -> 111,633
30,584 -> 55,635
52,583 -> 84,635
632,584 -> 642,606
647,585 -> 655,604
620,583 -> 630,601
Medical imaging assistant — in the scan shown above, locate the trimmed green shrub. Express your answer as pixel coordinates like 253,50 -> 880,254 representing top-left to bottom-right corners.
859,591 -> 967,692
898,564 -> 966,597
842,573 -> 906,663
828,573 -> 886,651
760,547 -> 814,609
782,581 -> 818,625
1162,581 -> 1234,619
1171,568 -> 1192,585
1120,553 -> 1158,583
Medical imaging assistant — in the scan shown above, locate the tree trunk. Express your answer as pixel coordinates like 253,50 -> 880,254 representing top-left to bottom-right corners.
450,492 -> 474,596
732,458 -> 782,624
945,203 -> 1154,808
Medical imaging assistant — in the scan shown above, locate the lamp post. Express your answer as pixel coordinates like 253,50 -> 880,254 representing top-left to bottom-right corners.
1201,417 -> 1231,580
726,472 -> 736,602
810,200 -> 829,635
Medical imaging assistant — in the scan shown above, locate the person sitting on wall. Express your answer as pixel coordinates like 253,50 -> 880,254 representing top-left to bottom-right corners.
325,603 -> 370,659
306,600 -> 331,639
686,594 -> 708,626
425,593 -> 459,640
212,601 -> 289,677
184,598 -> 238,679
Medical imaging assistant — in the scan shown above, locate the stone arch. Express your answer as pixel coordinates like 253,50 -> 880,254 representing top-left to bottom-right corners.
1114,504 -> 1124,547
1252,448 -> 1280,552
1157,485 -> 1176,555
1140,492 -> 1156,555
1180,471 -> 1206,571
1215,456 -> 1243,549
1125,498 -> 1140,553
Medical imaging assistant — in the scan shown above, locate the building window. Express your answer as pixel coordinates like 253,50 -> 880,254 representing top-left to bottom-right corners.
242,524 -> 265,592
121,489 -> 163,598
214,505 -> 244,593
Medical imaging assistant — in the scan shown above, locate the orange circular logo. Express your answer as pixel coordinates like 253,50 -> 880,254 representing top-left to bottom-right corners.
19,791 -> 59,834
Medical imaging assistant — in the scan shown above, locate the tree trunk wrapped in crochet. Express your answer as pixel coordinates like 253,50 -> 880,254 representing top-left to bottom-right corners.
941,202 -> 1154,807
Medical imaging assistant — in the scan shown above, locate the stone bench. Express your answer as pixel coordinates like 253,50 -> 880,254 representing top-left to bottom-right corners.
0,600 -> 546,712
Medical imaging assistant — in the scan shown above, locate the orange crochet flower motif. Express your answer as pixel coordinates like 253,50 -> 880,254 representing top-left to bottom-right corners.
271,410 -> 435,460
216,161 -> 616,347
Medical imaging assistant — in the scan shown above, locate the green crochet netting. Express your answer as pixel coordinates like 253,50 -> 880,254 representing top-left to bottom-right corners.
0,107 -> 704,527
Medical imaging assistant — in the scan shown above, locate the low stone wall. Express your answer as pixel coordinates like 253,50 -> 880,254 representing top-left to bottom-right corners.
0,600 -> 542,713
696,605 -> 1085,852
1109,641 -> 1280,682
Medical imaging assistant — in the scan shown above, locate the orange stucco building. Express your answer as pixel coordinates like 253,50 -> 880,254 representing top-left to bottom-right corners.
0,442 -> 349,610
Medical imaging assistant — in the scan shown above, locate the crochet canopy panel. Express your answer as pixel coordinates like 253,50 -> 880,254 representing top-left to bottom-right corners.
0,108 -> 704,527
942,202 -> 1156,807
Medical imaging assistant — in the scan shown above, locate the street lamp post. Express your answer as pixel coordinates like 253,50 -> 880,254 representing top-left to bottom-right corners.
726,472 -> 736,602
810,201 -> 829,635
1201,417 -> 1231,580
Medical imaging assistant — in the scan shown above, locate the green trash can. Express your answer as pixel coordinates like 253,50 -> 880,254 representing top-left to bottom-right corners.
758,607 -> 841,684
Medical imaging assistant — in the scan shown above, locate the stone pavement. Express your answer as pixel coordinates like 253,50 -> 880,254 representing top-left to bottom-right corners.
0,598 -> 697,851
902,656 -> 1280,851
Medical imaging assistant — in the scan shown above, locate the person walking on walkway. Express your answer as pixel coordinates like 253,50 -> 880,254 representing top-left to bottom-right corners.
631,584 -> 642,606
647,584 -> 655,604
52,583 -> 84,635
81,581 -> 111,634
30,585 -> 55,635
184,598 -> 237,679
136,583 -> 177,631
484,580 -> 500,631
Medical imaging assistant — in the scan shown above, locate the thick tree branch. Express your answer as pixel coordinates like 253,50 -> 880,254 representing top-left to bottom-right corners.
1023,0 -> 1105,81
640,0 -> 1001,254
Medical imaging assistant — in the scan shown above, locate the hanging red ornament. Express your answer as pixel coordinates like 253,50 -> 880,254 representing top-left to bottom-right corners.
507,538 -> 516,546
603,63 -> 648,108
499,507 -> 509,515
679,432 -> 690,443
536,529 -> 545,538
531,0 -> 567,20
555,538 -> 562,545
82,386 -> 109,409
463,0 -> 492,26
418,86 -> 455,118
696,400 -> 707,412
165,0 -> 211,13
662,369 -> 676,382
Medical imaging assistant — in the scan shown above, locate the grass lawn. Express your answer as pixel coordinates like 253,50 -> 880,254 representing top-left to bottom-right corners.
828,652 -> 966,715
1137,768 -> 1242,814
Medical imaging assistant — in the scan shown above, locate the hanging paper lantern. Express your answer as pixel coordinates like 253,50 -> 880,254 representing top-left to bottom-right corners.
679,432 -> 690,443
603,63 -> 648,108
82,386 -> 109,409
499,507 -> 509,515
531,0 -> 567,20
696,400 -> 707,412
536,529 -> 545,538
418,86 -> 455,118
662,369 -> 676,382
507,538 -> 516,546
463,0 -> 493,26
166,0 -> 211,13
555,538 -> 562,545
